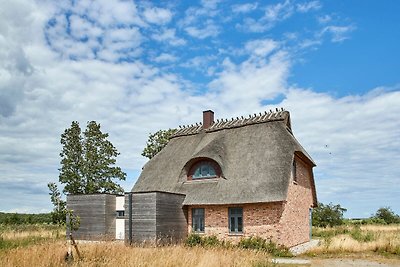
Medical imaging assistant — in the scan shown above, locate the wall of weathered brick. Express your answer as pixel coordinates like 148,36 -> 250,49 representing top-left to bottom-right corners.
187,156 -> 314,248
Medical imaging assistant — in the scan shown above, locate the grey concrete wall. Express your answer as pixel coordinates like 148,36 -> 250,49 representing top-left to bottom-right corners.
67,194 -> 116,240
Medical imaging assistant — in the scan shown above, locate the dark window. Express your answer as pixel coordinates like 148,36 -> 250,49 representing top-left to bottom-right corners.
292,159 -> 297,182
192,208 -> 205,232
116,210 -> 124,217
192,162 -> 216,179
229,208 -> 243,233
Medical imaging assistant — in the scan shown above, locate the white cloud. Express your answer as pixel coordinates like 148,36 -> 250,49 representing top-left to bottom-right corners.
185,20 -> 219,39
143,7 -> 173,25
321,25 -> 356,42
151,28 -> 186,46
245,39 -> 279,57
236,0 -> 295,33
264,0 -> 294,23
232,3 -> 258,14
296,1 -> 321,13
318,14 -> 332,24
154,53 -> 177,63
209,51 -> 290,113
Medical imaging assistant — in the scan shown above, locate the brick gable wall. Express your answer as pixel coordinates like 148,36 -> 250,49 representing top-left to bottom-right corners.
187,155 -> 314,248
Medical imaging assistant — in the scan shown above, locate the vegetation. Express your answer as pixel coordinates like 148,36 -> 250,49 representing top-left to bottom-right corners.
142,129 -> 176,159
310,224 -> 400,256
185,233 -> 291,257
47,182 -> 67,224
312,202 -> 347,227
0,212 -> 52,225
373,207 -> 400,224
0,224 -> 64,251
1,225 -> 400,266
58,121 -> 126,195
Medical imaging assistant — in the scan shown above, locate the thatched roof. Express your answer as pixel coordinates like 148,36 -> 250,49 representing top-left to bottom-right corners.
132,110 -> 316,206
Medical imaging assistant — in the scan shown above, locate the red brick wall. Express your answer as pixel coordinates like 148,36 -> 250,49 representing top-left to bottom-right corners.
187,156 -> 314,248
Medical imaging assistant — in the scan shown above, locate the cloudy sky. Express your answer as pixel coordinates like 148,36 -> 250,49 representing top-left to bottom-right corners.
1,0 -> 399,218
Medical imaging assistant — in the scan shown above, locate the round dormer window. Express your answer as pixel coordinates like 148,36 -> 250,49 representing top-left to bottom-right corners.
188,159 -> 221,180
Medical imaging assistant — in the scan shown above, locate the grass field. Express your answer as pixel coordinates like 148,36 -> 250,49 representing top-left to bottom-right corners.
309,224 -> 400,256
0,224 -> 399,267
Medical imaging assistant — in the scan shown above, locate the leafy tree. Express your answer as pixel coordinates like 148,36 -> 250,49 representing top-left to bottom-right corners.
312,202 -> 347,227
59,121 -> 126,194
373,207 -> 400,224
48,182 -> 67,224
141,129 -> 176,159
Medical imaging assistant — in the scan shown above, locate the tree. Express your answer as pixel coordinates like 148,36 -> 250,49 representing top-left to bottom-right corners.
312,202 -> 347,227
373,207 -> 400,224
59,121 -> 126,194
141,129 -> 176,159
48,182 -> 67,224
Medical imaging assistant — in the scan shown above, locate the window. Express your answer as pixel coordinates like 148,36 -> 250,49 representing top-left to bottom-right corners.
192,208 -> 205,232
192,161 -> 217,179
229,208 -> 243,233
116,210 -> 125,217
292,159 -> 297,182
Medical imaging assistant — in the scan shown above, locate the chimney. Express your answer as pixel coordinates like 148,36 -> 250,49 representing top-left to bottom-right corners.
203,110 -> 214,129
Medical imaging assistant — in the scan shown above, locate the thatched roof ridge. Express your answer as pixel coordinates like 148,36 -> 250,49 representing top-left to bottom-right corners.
132,109 -> 316,206
172,108 -> 290,138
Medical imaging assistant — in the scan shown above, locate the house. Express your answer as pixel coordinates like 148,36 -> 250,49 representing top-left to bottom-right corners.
126,109 -> 317,248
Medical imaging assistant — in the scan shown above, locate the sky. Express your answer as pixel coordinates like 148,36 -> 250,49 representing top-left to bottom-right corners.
0,0 -> 399,218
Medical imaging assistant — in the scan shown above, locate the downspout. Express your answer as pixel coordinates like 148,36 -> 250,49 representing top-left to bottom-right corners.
128,193 -> 133,245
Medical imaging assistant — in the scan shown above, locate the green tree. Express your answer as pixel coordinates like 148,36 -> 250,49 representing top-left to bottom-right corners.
312,202 -> 347,227
59,121 -> 126,194
373,207 -> 400,224
47,182 -> 67,224
141,129 -> 176,159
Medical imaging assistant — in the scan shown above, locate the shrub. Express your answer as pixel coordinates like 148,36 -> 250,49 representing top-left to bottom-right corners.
238,236 -> 292,257
350,226 -> 375,242
202,235 -> 220,247
185,233 -> 202,247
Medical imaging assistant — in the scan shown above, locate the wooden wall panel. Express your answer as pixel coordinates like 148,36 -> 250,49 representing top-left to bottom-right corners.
67,194 -> 117,240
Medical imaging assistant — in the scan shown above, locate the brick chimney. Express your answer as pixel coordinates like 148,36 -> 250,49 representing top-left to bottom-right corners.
203,110 -> 214,129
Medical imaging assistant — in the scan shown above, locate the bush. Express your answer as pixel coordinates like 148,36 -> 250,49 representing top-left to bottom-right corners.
238,236 -> 292,257
185,233 -> 202,247
350,226 -> 375,242
202,235 -> 220,247
184,234 -> 292,257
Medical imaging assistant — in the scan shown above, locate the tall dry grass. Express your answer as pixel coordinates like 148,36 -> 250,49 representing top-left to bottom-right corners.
309,224 -> 400,255
0,241 -> 274,267
1,225 -> 64,240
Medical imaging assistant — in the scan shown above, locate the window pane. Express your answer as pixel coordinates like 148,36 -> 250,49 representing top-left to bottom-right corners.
193,167 -> 201,178
192,208 -> 205,232
200,217 -> 204,232
237,217 -> 243,232
192,161 -> 217,178
230,217 -> 235,232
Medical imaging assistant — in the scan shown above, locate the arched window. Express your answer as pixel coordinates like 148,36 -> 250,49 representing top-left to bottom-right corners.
188,159 -> 220,180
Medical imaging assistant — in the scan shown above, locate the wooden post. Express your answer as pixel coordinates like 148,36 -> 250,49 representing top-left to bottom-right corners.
69,233 -> 81,259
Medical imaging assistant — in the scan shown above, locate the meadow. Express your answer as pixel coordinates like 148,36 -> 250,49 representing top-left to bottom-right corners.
1,224 -> 399,267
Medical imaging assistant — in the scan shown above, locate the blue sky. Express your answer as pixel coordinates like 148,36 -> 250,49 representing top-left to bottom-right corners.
0,0 -> 399,218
